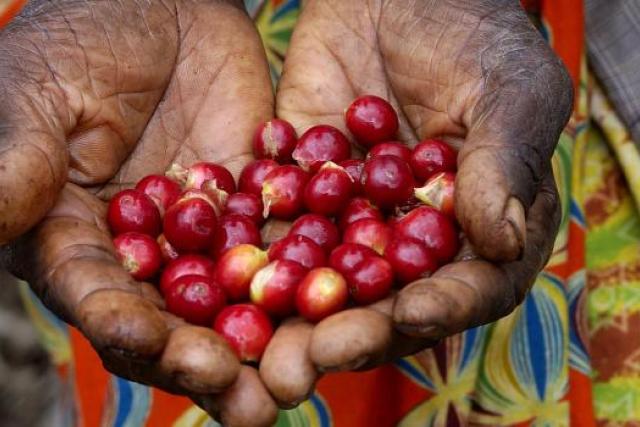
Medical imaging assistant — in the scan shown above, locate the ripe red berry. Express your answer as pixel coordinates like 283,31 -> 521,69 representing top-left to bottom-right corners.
223,192 -> 264,225
177,188 -> 226,216
362,155 -> 415,209
342,218 -> 392,255
329,243 -> 378,276
345,95 -> 399,147
238,159 -> 279,197
346,255 -> 394,305
165,275 -> 226,326
367,141 -> 412,164
253,119 -> 298,163
289,214 -> 340,254
338,159 -> 365,195
184,162 -> 236,194
392,206 -> 459,264
135,175 -> 181,213
163,198 -> 217,253
338,197 -> 384,231
296,268 -> 348,322
160,254 -> 216,295
107,189 -> 162,237
268,234 -> 326,270
157,234 -> 179,263
210,214 -> 262,259
414,172 -> 456,217
113,232 -> 162,281
384,237 -> 438,285
303,163 -> 353,216
214,304 -> 274,362
410,139 -> 457,181
214,244 -> 269,301
292,125 -> 350,173
262,165 -> 309,220
250,260 -> 307,317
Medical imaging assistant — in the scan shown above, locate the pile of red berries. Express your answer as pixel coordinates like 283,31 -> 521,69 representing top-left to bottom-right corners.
107,95 -> 459,363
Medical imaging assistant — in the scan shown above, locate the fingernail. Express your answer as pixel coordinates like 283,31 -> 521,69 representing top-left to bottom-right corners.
505,197 -> 526,258
318,356 -> 369,373
395,324 -> 445,340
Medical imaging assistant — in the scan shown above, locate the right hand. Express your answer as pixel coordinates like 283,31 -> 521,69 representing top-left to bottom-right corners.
0,1 -> 278,425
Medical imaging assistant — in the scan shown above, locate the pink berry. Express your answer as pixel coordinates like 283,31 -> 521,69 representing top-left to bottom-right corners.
107,189 -> 162,237
214,304 -> 274,362
345,95 -> 399,147
214,244 -> 269,301
338,159 -> 365,195
184,162 -> 236,194
210,214 -> 262,259
384,237 -> 438,285
163,198 -> 217,253
238,159 -> 279,197
338,197 -> 384,231
160,254 -> 216,295
367,141 -> 412,164
292,125 -> 351,173
250,260 -> 307,317
410,139 -> 457,181
289,214 -> 340,254
303,163 -> 353,216
253,119 -> 298,163
157,234 -> 180,263
268,234 -> 326,270
329,243 -> 378,276
223,192 -> 264,225
346,255 -> 394,305
165,275 -> 226,326
113,232 -> 162,281
262,165 -> 310,220
296,268 -> 348,322
392,206 -> 459,264
135,175 -> 181,213
414,172 -> 456,218
342,218 -> 392,255
362,155 -> 415,209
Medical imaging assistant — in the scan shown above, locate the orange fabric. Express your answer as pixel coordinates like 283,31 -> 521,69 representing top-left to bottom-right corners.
316,366 -> 432,426
70,328 -> 109,427
0,0 -> 26,28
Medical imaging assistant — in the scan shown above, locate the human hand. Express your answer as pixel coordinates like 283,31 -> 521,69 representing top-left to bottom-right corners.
258,0 -> 572,406
0,0 -> 278,424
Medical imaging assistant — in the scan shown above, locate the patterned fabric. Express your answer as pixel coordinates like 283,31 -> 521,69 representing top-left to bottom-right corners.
586,0 -> 640,149
3,0 -> 640,425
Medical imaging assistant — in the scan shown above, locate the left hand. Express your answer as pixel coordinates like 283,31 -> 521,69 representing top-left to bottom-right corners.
257,0 -> 572,407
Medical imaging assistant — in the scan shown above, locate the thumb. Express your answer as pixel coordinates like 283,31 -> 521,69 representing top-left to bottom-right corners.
0,56 -> 69,244
455,38 -> 573,262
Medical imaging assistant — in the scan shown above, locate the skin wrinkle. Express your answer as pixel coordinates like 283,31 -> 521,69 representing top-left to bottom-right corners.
0,2 -> 278,418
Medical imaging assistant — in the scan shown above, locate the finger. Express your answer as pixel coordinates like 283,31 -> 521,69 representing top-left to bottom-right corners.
103,0 -> 274,193
275,0 -> 417,145
452,14 -> 573,262
260,318 -> 319,408
158,326 -> 240,393
101,326 -> 240,396
195,366 -> 279,427
0,0 -> 183,240
309,303 -> 436,373
0,41 -> 69,244
7,184 -> 240,394
394,175 -> 561,338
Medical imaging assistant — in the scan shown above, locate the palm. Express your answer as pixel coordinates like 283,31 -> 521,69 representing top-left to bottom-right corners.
260,0 -> 572,406
1,0 -> 278,424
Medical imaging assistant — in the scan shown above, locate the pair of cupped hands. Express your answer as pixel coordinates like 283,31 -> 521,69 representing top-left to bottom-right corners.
0,0 -> 573,425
